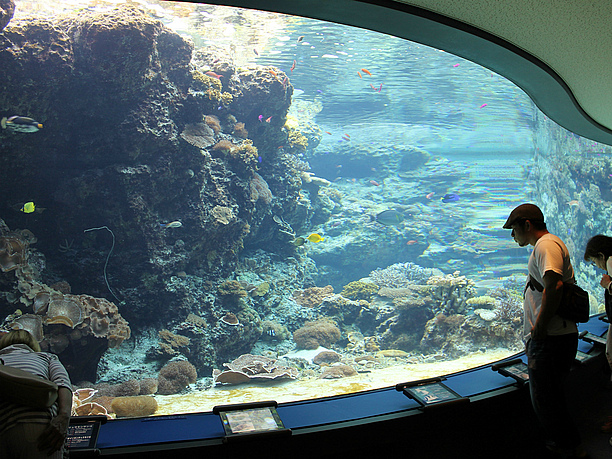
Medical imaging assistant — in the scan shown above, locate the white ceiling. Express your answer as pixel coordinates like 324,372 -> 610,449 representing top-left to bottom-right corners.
396,0 -> 612,132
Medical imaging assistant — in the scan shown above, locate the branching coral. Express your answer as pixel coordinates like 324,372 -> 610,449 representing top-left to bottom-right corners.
369,262 -> 442,288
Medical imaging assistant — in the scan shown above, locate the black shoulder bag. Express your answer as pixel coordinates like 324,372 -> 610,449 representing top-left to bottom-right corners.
526,276 -> 590,323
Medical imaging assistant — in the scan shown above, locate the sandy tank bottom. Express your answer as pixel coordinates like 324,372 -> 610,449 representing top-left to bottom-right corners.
152,348 -> 516,416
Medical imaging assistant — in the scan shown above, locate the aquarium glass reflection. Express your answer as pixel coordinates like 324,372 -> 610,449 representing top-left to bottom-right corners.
0,0 -> 608,419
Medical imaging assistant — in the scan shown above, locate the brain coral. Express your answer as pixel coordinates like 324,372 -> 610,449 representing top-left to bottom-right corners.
111,395 -> 158,418
157,360 -> 197,395
293,319 -> 341,349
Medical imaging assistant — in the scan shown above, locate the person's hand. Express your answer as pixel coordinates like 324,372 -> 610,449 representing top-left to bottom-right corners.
37,413 -> 69,455
600,274 -> 612,290
531,322 -> 547,341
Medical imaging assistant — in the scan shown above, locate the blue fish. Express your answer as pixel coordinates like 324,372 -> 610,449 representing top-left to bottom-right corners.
441,193 -> 460,203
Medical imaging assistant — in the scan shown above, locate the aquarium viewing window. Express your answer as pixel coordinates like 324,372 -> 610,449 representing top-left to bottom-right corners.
0,0 -> 610,425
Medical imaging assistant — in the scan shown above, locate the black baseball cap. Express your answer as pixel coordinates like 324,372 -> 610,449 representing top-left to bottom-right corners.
503,203 -> 545,229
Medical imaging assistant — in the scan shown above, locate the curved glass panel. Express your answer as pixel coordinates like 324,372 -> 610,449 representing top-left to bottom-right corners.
0,0 -> 606,420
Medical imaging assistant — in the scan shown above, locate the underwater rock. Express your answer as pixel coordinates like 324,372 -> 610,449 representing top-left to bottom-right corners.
0,0 -> 14,32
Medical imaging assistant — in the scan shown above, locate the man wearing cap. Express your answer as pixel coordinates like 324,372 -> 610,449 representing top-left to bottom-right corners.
504,203 -> 584,457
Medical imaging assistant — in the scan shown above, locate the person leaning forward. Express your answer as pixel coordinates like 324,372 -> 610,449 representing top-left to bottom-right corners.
504,203 -> 587,458
0,330 -> 73,459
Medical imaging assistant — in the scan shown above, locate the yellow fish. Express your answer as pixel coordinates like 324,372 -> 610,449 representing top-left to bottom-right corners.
20,201 -> 35,213
306,233 -> 325,243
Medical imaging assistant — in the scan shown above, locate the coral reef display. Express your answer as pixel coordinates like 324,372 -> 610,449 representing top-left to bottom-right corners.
1,1 -> 602,419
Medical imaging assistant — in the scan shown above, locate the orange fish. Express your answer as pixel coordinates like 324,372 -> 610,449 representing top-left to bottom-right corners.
325,131 -> 332,135
568,200 -> 579,206
406,240 -> 418,245
361,68 -> 372,76
205,71 -> 222,79
265,116 -> 273,123
357,71 -> 362,78
290,60 -> 296,72
369,180 -> 380,186
344,133 -> 351,138
342,135 -> 350,141
269,69 -> 278,77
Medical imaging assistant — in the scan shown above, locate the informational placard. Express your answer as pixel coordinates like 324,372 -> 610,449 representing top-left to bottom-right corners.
580,331 -> 607,346
491,358 -> 529,385
396,377 -> 468,409
575,350 -> 591,363
213,401 -> 291,443
67,415 -> 106,451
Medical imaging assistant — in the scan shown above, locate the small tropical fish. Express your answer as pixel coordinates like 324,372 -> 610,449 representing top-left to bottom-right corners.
357,71 -> 362,79
1,116 -> 43,133
258,156 -> 263,163
253,48 -> 259,56
20,201 -> 36,213
567,200 -> 579,206
453,63 -> 460,67
369,180 -> 380,186
265,116 -> 273,123
441,193 -> 460,203
344,133 -> 350,138
342,135 -> 350,141
293,236 -> 306,247
258,115 -> 264,122
406,240 -> 418,245
361,68 -> 372,76
297,36 -> 305,43
378,83 -> 383,92
370,83 -> 376,91
325,131 -> 332,135
269,69 -> 278,77
205,71 -> 222,79
306,233 -> 325,243
160,221 -> 182,228
375,210 -> 404,226
479,103 -> 488,109
290,60 -> 296,72
425,192 -> 435,199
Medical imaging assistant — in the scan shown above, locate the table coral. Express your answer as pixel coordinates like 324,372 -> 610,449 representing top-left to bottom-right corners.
212,353 -> 298,385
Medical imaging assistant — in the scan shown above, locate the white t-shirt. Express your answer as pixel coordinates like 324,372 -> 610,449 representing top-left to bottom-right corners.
523,233 -> 578,340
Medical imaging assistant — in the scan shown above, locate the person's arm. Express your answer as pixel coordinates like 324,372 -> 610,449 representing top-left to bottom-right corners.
37,386 -> 72,454
532,269 -> 563,340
